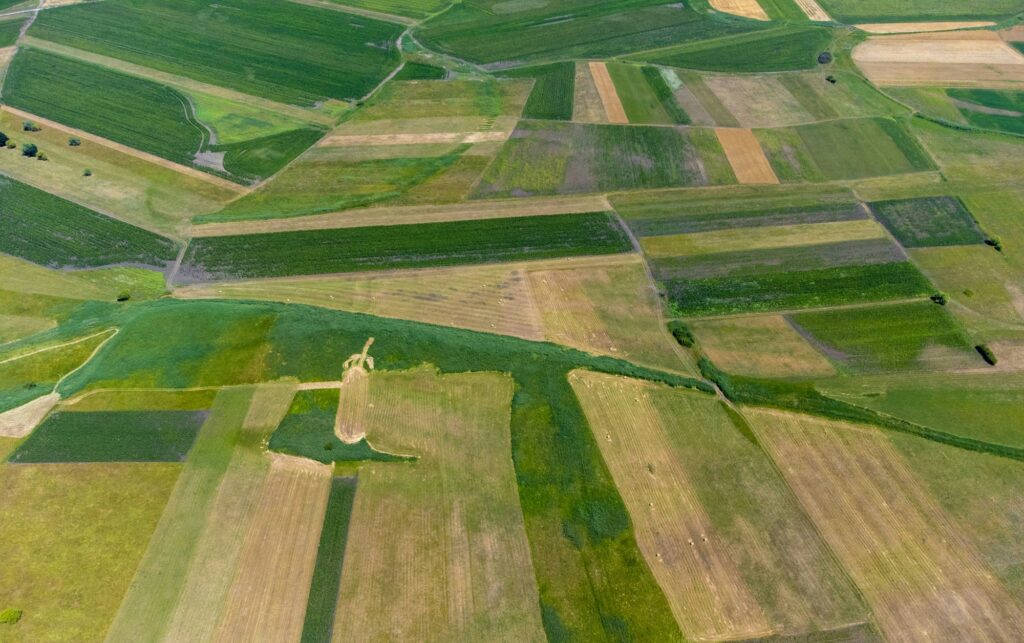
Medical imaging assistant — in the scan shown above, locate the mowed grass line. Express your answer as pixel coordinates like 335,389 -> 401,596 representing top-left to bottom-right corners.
177,212 -> 632,283
161,382 -> 296,642
746,407 -> 1024,641
103,386 -> 255,642
331,369 -> 546,641
0,463 -> 181,642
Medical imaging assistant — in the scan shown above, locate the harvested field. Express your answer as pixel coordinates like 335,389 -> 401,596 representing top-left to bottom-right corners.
571,372 -> 869,638
527,257 -> 697,373
162,385 -> 287,642
0,393 -> 59,438
709,0 -> 768,20
642,219 -> 887,258
0,462 -> 180,642
175,261 -> 547,341
332,369 -> 545,641
857,21 -> 997,34
746,407 -> 1024,642
189,195 -> 611,237
589,61 -> 628,124
570,371 -> 770,640
705,76 -> 810,128
573,61 -> 607,123
690,315 -> 837,377
715,128 -> 779,184
853,32 -> 1024,87
213,455 -> 333,643
794,0 -> 831,21
319,131 -> 508,146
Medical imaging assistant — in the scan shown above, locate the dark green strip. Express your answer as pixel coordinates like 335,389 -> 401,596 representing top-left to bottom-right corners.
300,476 -> 358,643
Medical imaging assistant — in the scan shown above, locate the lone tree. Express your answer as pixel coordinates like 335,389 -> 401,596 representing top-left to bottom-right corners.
68,137 -> 81,146
21,143 -> 37,158
0,131 -> 8,146
22,120 -> 39,132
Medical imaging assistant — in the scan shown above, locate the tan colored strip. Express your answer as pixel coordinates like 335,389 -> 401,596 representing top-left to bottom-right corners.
857,21 -> 996,34
213,455 -> 332,642
794,0 -> 831,21
715,128 -> 778,185
285,0 -> 416,25
709,0 -> 768,21
572,61 -> 607,123
588,61 -> 628,124
189,194 -> 612,237
1,106 -> 247,192
20,37 -> 335,127
319,131 -> 508,146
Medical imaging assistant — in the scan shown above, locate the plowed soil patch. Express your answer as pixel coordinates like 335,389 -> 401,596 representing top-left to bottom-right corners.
854,33 -> 1024,87
715,128 -> 778,184
589,62 -> 628,124
794,0 -> 831,21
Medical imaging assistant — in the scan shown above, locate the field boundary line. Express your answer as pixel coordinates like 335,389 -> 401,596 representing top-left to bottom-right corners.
188,194 -> 612,236
0,327 -> 115,367
18,37 -> 336,127
1,106 -> 248,192
284,0 -> 416,25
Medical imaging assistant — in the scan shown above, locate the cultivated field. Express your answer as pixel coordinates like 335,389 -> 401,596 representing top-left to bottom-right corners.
747,407 -> 1024,642
714,128 -> 779,184
332,369 -> 545,641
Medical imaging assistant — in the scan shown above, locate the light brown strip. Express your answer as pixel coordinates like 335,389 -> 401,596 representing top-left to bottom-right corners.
1,106 -> 247,192
857,21 -> 996,34
319,131 -> 508,146
588,61 -> 628,124
715,128 -> 778,185
794,0 -> 831,21
709,0 -> 768,21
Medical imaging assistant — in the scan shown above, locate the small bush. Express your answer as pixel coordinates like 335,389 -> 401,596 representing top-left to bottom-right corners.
22,120 -> 39,132
83,168 -> 92,176
930,292 -> 947,305
116,292 -> 131,302
826,75 -> 837,84
667,320 -> 695,348
21,143 -> 37,158
36,152 -> 47,161
0,131 -> 8,146
976,344 -> 998,366
985,236 -> 1003,252
5,140 -> 15,149
68,137 -> 81,146
817,52 -> 833,65
0,608 -> 22,625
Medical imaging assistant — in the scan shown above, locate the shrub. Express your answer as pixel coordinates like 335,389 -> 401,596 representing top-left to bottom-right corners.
83,168 -> 92,176
5,140 -> 15,149
0,131 -> 7,146
21,143 -> 37,157
976,344 -> 998,366
667,320 -> 695,348
116,292 -> 131,302
0,608 -> 22,625
22,120 -> 39,132
68,137 -> 81,146
817,52 -> 833,65
985,236 -> 1003,252
36,152 -> 47,161
930,292 -> 948,305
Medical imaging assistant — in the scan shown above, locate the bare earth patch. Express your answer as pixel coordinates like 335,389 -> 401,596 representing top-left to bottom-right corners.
319,131 -> 508,146
857,22 -> 997,34
747,407 -> 1024,642
588,61 -> 629,124
793,0 -> 831,22
0,393 -> 60,438
853,32 -> 1024,88
715,128 -> 779,185
709,0 -> 768,21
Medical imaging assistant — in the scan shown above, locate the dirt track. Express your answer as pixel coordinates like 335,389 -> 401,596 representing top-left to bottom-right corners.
715,128 -> 778,185
588,62 -> 628,124
0,393 -> 59,438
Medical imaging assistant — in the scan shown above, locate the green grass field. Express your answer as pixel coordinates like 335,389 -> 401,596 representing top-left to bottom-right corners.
328,0 -> 447,18
179,212 -> 631,282
300,476 -> 357,643
815,0 -> 1023,22
0,175 -> 179,270
0,16 -> 24,47
0,330 -> 115,413
636,26 -> 833,73
789,301 -> 977,372
8,410 -> 207,462
506,62 -> 575,121
869,196 -> 986,248
607,63 -> 674,125
946,89 -> 1024,137
29,0 -> 403,105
